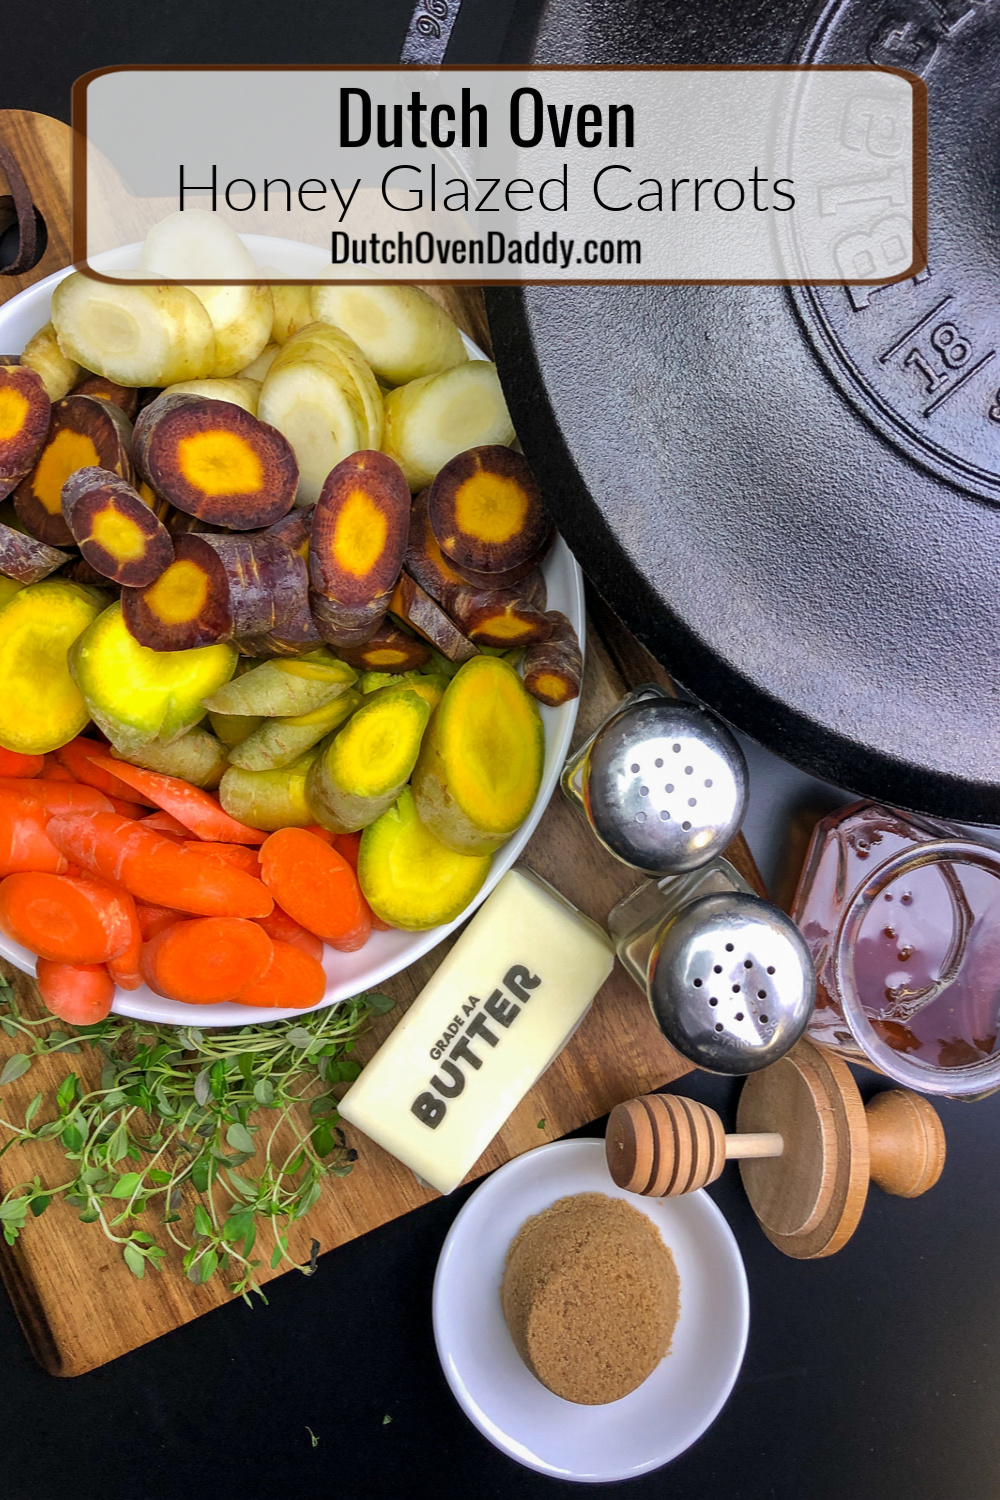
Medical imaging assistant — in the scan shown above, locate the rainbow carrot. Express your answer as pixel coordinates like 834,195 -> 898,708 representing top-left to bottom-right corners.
45,813 -> 273,919
84,754 -> 265,844
35,960 -> 114,1024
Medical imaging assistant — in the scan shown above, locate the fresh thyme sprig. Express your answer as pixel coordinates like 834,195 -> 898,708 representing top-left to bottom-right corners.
0,977 -> 393,1300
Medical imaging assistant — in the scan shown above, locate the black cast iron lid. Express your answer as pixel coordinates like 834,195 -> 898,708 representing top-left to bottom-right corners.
488,0 -> 1000,823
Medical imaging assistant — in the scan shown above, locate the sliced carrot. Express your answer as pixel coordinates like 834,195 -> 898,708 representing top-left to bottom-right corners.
35,959 -> 114,1025
255,904 -> 324,963
0,790 -> 70,876
302,824 -> 337,846
333,830 -> 363,865
45,813 -> 273,919
0,872 -> 134,964
55,738 -> 156,805
85,754 -> 265,845
0,780 -> 112,815
42,757 -> 78,782
107,796 -> 148,820
141,917 -> 273,1004
140,810 -> 190,837
235,939 -> 326,1009
0,748 -> 44,778
182,841 -> 261,877
334,830 -> 391,932
135,902 -> 185,941
259,828 -> 371,951
106,891 -> 143,991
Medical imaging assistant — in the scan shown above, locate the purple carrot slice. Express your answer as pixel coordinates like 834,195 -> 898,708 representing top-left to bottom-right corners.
448,571 -> 552,649
0,520 -> 70,584
0,365 -> 51,502
61,467 -> 174,587
427,446 -> 551,576
13,393 -> 132,547
336,621 -> 433,671
72,375 -> 139,421
132,393 -> 298,530
122,532 -> 234,650
308,449 -> 410,647
389,571 -> 478,664
522,611 -> 583,706
404,488 -> 468,609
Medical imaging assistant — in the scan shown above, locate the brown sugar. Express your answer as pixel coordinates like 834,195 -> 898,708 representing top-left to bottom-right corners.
500,1191 -> 681,1405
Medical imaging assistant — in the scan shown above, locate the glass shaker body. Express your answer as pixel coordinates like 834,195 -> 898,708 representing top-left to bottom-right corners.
607,857 -> 756,996
791,801 -> 1000,1098
560,684 -> 670,817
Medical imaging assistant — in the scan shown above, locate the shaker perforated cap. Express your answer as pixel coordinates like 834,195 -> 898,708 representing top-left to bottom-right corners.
648,892 -> 816,1074
582,699 -> 748,874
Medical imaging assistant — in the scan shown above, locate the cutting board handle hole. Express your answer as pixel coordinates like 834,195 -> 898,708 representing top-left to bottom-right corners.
0,196 -> 46,273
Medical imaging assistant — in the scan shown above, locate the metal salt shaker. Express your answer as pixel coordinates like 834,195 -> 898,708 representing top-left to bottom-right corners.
563,686 -> 816,1073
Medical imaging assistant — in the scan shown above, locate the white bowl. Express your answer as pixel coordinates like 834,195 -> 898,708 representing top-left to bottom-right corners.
433,1138 -> 749,1483
0,245 -> 584,1025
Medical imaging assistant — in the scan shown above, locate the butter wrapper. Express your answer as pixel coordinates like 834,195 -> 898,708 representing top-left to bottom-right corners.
339,867 -> 614,1193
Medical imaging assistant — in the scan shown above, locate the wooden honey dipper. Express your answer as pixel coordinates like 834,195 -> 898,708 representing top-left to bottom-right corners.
606,1039 -> 946,1258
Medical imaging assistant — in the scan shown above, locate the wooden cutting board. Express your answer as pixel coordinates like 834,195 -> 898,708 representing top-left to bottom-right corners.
0,110 -> 764,1377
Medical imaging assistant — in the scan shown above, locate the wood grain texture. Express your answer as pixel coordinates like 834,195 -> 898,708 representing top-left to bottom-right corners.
864,1089 -> 946,1200
0,111 -> 765,1377
737,1040 -> 870,1259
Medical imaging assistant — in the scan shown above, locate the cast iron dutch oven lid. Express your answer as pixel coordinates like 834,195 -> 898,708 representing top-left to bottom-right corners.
488,0 -> 1000,823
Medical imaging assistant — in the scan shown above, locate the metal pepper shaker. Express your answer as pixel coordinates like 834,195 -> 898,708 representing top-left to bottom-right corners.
564,686 -> 816,1073
561,685 -> 749,874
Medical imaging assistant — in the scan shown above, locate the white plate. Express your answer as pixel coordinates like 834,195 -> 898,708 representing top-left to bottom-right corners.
433,1138 -> 749,1483
0,244 -> 584,1025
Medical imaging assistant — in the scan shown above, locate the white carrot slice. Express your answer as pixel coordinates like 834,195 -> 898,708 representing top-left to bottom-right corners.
309,284 -> 467,386
20,322 -> 80,400
162,376 -> 261,414
258,343 -> 366,505
381,361 -> 515,491
139,209 -> 259,280
189,283 -> 273,378
238,342 -> 280,382
50,274 -> 216,387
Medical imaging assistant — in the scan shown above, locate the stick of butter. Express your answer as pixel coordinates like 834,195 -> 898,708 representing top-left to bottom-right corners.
338,867 -> 614,1194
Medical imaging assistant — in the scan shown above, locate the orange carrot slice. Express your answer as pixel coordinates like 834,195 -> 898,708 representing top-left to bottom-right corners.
135,902 -> 185,940
0,790 -> 70,876
85,754 -> 265,844
35,959 -> 114,1024
235,939 -> 326,1009
302,824 -> 337,846
42,760 -> 80,783
182,841 -> 261,877
259,828 -> 371,951
107,796 -> 148,820
106,891 -> 143,990
140,810 -> 190,837
55,737 -> 157,804
0,748 -> 44,778
45,813 -> 273,919
255,904 -> 324,962
334,830 -> 391,932
0,779 -> 112,814
0,872 -> 134,963
141,917 -> 273,1004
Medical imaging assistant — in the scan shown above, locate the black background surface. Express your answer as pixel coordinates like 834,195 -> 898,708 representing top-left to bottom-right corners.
2,4 -> 1000,1497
